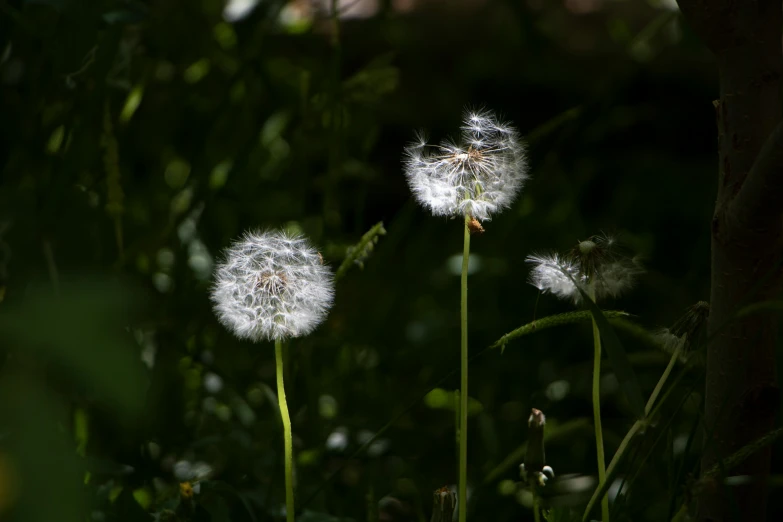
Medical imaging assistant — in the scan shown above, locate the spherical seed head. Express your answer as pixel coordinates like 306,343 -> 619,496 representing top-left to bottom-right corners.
403,108 -> 528,221
526,234 -> 643,304
211,230 -> 334,342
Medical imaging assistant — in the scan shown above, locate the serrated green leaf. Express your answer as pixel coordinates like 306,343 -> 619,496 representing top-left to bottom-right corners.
490,310 -> 631,349
335,221 -> 386,281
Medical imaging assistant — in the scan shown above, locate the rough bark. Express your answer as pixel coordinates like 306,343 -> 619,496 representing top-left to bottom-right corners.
676,1 -> 783,521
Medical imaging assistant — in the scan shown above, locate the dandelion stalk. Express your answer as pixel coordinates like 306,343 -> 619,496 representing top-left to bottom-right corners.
458,215 -> 471,522
591,309 -> 609,522
523,409 -> 552,522
581,350 -> 687,522
275,339 -> 295,522
583,303 -> 708,521
211,230 -> 335,522
403,108 -> 529,522
525,235 -> 644,522
645,344 -> 680,416
533,496 -> 542,522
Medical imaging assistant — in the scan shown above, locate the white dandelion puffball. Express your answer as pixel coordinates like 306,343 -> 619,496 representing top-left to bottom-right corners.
526,234 -> 642,304
211,230 -> 334,342
404,108 -> 528,221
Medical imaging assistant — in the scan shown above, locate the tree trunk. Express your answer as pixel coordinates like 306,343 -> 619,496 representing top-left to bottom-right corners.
676,1 -> 783,521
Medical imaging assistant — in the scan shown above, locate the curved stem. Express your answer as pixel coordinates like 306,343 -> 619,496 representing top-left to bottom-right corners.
591,315 -> 609,522
276,339 -> 295,522
459,217 -> 471,522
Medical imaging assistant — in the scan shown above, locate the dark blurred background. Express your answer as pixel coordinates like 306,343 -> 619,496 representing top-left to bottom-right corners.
2,0 -> 773,521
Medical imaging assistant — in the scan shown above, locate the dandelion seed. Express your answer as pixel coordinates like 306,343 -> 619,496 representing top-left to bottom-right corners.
526,234 -> 643,304
403,108 -> 528,221
211,230 -> 334,342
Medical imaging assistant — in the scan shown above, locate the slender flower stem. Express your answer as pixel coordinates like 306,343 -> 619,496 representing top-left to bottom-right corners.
459,216 -> 471,522
591,314 -> 609,522
275,339 -> 295,522
533,492 -> 542,522
645,345 -> 681,416
582,346 -> 685,521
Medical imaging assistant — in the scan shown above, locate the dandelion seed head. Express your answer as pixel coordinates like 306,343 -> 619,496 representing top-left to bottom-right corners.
526,253 -> 581,302
527,234 -> 643,304
594,260 -> 641,299
403,108 -> 528,221
654,328 -> 687,356
211,230 -> 334,342
654,301 -> 709,363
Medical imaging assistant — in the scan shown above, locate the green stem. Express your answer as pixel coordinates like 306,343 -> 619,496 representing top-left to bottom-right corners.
459,216 -> 471,522
645,345 -> 680,416
533,493 -> 542,522
591,315 -> 609,522
276,339 -> 295,522
582,346 -> 685,521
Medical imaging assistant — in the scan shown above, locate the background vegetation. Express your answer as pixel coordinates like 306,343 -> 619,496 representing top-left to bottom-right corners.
1,0 -> 780,521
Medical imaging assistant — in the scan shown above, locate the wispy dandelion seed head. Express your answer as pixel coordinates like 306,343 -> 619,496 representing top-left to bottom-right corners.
526,234 -> 643,304
403,108 -> 528,221
211,230 -> 334,342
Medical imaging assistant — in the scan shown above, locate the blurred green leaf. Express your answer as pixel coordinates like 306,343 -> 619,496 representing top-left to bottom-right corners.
111,487 -> 150,522
424,388 -> 482,415
299,510 -> 352,522
342,54 -> 399,104
74,408 -> 88,457
102,3 -> 148,25
0,278 -> 147,419
120,84 -> 144,124
0,377 -> 85,522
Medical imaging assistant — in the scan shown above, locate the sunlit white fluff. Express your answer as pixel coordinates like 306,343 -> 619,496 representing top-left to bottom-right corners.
404,108 -> 528,221
526,234 -> 642,304
223,0 -> 261,22
211,230 -> 334,342
526,253 -> 582,301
